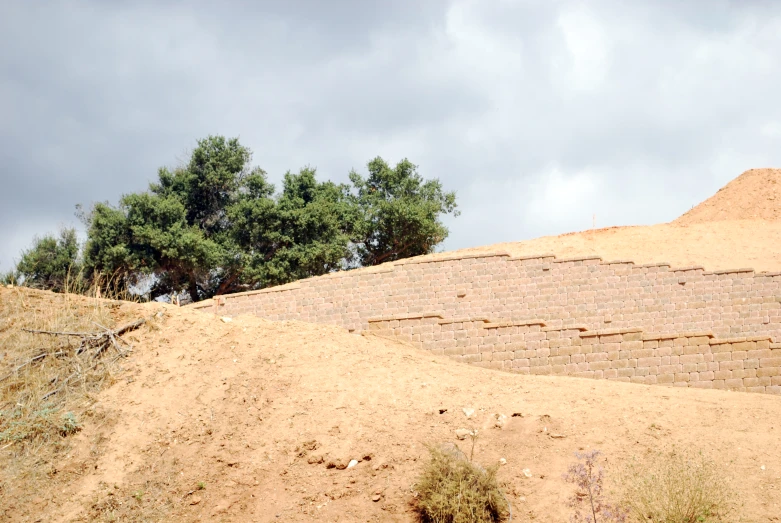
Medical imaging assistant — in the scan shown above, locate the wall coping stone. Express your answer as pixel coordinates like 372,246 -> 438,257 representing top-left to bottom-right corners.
643,331 -> 714,341
541,324 -> 589,332
709,335 -> 773,345
507,253 -> 557,261
395,252 -> 510,266
704,268 -> 755,276
603,260 -> 636,265
367,313 -> 444,323
582,327 -> 643,338
483,319 -> 547,329
551,255 -> 603,264
672,266 -> 705,272
437,317 -> 491,325
187,282 -> 303,309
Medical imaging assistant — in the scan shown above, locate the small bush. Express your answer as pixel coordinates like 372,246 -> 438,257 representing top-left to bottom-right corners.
563,450 -> 627,522
414,444 -> 509,523
620,448 -> 738,523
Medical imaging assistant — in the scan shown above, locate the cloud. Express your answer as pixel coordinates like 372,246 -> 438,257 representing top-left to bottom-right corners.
2,0 -> 781,271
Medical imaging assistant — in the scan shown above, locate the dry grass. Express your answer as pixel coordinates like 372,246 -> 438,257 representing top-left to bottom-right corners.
0,283 -> 150,456
619,447 -> 740,523
414,443 -> 510,523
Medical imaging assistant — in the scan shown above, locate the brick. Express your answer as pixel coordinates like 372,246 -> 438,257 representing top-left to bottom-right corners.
760,357 -> 781,368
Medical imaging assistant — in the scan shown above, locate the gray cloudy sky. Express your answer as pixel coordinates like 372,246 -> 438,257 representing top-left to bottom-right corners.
2,0 -> 781,272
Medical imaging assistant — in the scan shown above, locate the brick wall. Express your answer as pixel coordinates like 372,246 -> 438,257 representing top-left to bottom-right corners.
365,314 -> 781,394
188,251 -> 781,392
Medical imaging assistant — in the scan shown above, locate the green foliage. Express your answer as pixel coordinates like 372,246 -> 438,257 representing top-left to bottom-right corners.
620,448 -> 739,523
350,157 -> 459,266
231,167 -> 357,287
414,444 -> 509,523
77,136 -> 459,301
15,228 -> 82,293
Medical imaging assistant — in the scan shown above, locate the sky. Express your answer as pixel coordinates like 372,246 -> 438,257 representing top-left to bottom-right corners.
2,0 -> 781,272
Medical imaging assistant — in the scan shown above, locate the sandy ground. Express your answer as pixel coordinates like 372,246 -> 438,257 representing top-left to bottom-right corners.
0,299 -> 779,522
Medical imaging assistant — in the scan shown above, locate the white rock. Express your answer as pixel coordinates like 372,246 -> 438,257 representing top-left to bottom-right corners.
522,468 -> 532,478
455,428 -> 472,440
761,465 -> 766,471
221,316 -> 233,323
347,459 -> 359,469
462,408 -> 475,418
498,458 -> 507,466
494,413 -> 507,428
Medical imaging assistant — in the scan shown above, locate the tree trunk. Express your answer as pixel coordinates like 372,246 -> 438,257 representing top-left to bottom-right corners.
188,278 -> 200,303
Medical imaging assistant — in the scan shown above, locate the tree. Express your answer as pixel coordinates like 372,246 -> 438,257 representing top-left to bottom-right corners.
83,136 -> 251,301
349,157 -> 459,266
14,228 -> 81,292
80,137 -> 460,302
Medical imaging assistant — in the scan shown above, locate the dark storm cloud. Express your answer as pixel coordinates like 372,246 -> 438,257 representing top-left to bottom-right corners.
1,0 -> 781,270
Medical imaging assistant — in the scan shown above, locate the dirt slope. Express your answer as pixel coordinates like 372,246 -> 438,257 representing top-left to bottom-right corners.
2,290 -> 780,522
675,168 -> 781,225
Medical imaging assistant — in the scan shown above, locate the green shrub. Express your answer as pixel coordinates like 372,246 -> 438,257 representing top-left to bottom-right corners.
414,444 -> 509,523
620,448 -> 738,523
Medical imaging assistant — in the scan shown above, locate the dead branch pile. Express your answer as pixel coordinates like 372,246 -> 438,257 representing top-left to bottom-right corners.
2,316 -> 152,401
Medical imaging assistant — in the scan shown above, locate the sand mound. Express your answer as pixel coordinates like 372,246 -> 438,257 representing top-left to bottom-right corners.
675,168 -> 781,225
2,288 -> 780,522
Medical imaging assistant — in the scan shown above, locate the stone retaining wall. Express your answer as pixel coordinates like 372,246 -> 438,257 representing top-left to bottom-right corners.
188,251 -> 781,393
365,314 -> 781,394
189,251 -> 781,340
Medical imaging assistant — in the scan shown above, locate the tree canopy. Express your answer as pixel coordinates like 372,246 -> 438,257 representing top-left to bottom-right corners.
11,228 -> 81,292
14,135 -> 459,302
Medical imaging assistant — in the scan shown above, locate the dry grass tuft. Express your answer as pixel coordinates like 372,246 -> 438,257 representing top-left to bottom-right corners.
414,443 -> 509,523
620,447 -> 739,523
0,284 -> 148,453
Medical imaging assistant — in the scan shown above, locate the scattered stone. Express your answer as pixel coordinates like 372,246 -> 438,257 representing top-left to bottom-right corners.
307,454 -> 325,465
512,412 -> 524,417
498,458 -> 507,466
220,316 -> 232,323
326,457 -> 350,470
761,465 -> 766,471
494,413 -> 507,428
550,433 -> 566,439
372,494 -> 381,502
301,440 -> 319,451
190,496 -> 201,505
462,408 -> 475,418
347,459 -> 359,469
439,408 -> 448,414
455,428 -> 472,440
522,468 -> 532,478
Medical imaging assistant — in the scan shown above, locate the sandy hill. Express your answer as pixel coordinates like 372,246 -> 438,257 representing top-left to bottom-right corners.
675,168 -> 781,225
1,287 -> 781,522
